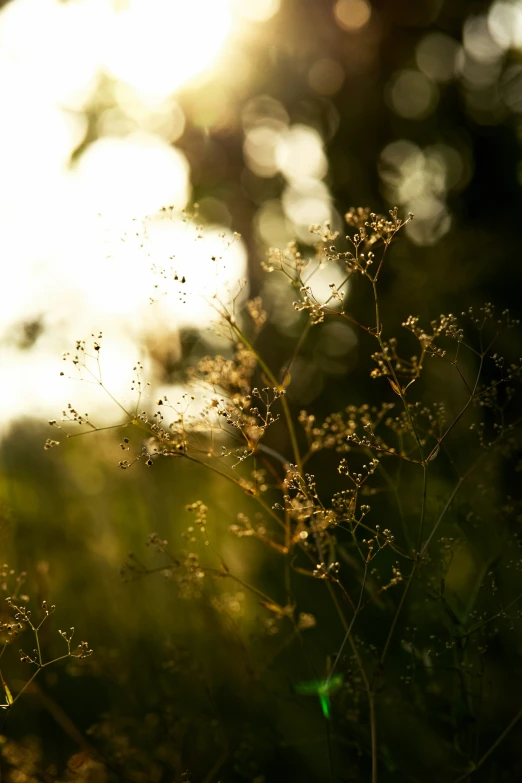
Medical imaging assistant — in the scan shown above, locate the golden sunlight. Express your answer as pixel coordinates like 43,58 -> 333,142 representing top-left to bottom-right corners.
103,0 -> 233,100
0,0 -> 244,432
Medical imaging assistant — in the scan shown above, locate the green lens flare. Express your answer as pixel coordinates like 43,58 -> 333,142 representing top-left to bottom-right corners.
295,674 -> 343,719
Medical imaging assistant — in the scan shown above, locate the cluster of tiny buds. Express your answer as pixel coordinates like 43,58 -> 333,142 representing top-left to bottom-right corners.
118,437 -> 158,469
147,532 -> 169,553
328,281 -> 345,301
309,220 -> 339,243
313,562 -> 340,579
361,527 -> 395,560
375,526 -> 394,543
58,627 -> 75,644
462,303 -> 519,329
438,536 -> 459,551
293,286 -> 326,325
338,458 -> 378,485
5,598 -> 31,622
72,641 -> 93,658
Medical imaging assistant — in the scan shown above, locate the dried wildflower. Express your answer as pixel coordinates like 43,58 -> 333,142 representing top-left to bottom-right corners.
47,206 -> 522,781
246,296 -> 268,334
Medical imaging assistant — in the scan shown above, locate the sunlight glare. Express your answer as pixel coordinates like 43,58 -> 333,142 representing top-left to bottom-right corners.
232,0 -> 280,23
72,134 -> 191,219
0,0 -> 245,433
488,1 -> 522,50
102,0 -> 233,100
0,0 -> 102,106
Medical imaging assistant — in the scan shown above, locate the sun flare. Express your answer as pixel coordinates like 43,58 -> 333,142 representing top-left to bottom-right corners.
0,0 -> 243,431
102,0 -> 234,100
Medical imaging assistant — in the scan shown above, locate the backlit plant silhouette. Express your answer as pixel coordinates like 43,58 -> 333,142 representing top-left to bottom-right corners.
48,206 -> 522,782
0,566 -> 92,718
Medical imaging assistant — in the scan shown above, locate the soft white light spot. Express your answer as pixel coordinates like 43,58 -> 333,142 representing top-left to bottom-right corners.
308,59 -> 345,95
488,1 -> 522,50
114,86 -> 186,142
0,99 -> 87,212
101,0 -> 233,100
242,95 -> 289,129
255,200 -> 293,247
456,49 -> 503,89
502,64 -> 522,112
303,262 -> 348,306
379,140 -> 452,247
416,32 -> 461,83
0,0 -> 102,106
276,125 -> 328,184
463,15 -> 504,62
282,180 -> 332,243
244,124 -> 284,177
406,201 -> 451,246
386,70 -> 438,120
72,134 -> 190,219
334,0 -> 371,31
233,0 -> 280,23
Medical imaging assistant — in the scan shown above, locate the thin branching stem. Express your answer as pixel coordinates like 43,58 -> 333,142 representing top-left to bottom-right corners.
230,323 -> 303,474
452,704 -> 522,783
324,580 -> 378,782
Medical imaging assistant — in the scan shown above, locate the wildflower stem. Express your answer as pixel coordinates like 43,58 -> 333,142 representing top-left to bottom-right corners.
280,318 -> 313,382
11,668 -> 40,705
416,465 -> 428,555
201,749 -> 229,783
372,281 -> 381,336
376,459 -> 412,550
324,580 -> 378,781
421,445 -> 491,558
427,355 -> 484,461
374,461 -> 426,673
452,704 -> 522,783
370,693 -> 378,783
204,568 -> 278,606
326,562 -> 368,685
85,368 -> 133,420
183,453 -> 285,531
420,477 -> 464,557
230,325 -> 303,474
377,565 -> 416,670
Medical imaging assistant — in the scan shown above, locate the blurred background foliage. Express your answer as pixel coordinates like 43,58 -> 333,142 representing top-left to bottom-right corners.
1,0 -> 522,780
